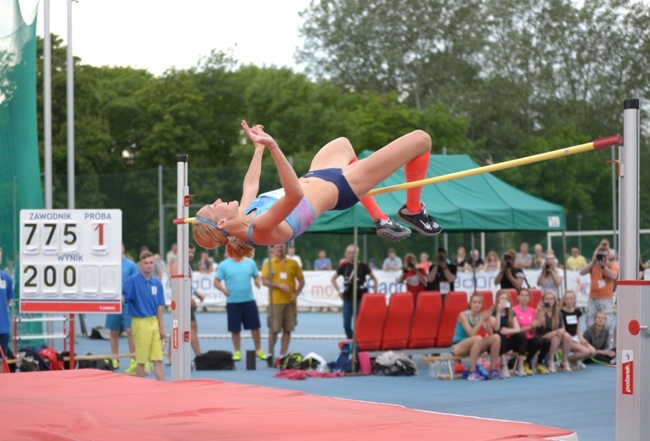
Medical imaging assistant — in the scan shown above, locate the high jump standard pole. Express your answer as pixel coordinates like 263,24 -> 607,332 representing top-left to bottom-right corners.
170,154 -> 192,380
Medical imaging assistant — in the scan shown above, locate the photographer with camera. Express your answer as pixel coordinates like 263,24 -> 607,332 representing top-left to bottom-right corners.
425,247 -> 457,303
579,239 -> 618,329
495,249 -> 526,292
536,256 -> 563,297
398,253 -> 427,303
331,245 -> 378,339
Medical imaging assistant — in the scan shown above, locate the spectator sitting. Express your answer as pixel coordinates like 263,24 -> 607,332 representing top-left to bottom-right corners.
468,249 -> 485,271
583,311 -> 616,364
313,249 -> 332,271
489,289 -> 528,378
565,247 -> 588,271
398,252 -> 427,303
560,290 -> 596,369
536,291 -> 572,373
452,293 -> 502,381
452,246 -> 470,271
513,288 -> 551,375
531,244 -> 546,270
516,242 -> 533,269
382,247 -> 403,271
537,256 -> 563,298
485,251 -> 501,271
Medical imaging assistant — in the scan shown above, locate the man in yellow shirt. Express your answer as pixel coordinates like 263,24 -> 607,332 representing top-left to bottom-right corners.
261,244 -> 305,360
566,247 -> 588,270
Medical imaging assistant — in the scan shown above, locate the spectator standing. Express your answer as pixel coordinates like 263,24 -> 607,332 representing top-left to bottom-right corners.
382,248 -> 403,271
495,250 -> 525,292
398,252 -> 427,303
579,239 -> 618,329
0,246 -> 14,360
531,244 -> 546,270
261,244 -> 305,359
537,256 -> 563,298
287,245 -> 303,268
417,252 -> 432,273
214,252 -> 267,361
152,253 -> 165,280
198,251 -> 215,274
122,251 -> 166,380
485,251 -> 501,271
516,242 -> 533,269
368,258 -> 377,270
166,243 -> 178,275
107,245 -> 138,372
331,245 -> 378,339
313,249 -> 332,271
565,247 -> 588,271
425,247 -> 457,302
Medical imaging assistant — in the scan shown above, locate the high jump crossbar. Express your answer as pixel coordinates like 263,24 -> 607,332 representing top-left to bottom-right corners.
366,135 -> 623,196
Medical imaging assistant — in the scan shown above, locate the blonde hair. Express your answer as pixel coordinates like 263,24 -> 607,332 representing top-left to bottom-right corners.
541,291 -> 561,330
192,222 -> 254,262
493,289 -> 515,326
560,290 -> 577,310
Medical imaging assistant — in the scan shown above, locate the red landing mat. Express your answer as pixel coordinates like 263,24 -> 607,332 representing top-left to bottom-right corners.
0,370 -> 576,440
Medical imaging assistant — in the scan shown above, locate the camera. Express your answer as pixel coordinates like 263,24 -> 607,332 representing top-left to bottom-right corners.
503,301 -> 511,309
542,301 -> 551,307
596,253 -> 606,262
545,263 -> 551,271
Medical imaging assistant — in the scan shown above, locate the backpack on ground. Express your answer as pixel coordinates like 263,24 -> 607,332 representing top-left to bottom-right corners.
194,350 -> 235,370
328,342 -> 358,373
18,347 -> 50,372
280,352 -> 304,370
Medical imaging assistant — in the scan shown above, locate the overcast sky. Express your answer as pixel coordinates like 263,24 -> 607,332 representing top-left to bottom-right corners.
19,0 -> 312,75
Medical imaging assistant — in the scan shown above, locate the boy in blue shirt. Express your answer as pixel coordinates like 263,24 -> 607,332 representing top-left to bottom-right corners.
123,251 -> 166,380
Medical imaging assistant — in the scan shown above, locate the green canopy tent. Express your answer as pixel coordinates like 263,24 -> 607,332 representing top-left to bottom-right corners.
309,152 -> 565,234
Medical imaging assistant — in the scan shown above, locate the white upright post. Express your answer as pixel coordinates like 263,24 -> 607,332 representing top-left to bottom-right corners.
615,98 -> 648,440
171,155 -> 191,380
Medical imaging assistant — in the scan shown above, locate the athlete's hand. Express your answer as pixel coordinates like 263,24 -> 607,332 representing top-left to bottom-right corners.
242,120 -> 277,150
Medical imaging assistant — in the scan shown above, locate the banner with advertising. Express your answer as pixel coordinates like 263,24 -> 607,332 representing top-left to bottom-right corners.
163,268 -> 595,308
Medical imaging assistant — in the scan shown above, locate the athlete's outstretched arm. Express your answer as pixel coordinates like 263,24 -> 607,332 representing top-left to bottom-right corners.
240,122 -> 266,209
241,121 -> 303,231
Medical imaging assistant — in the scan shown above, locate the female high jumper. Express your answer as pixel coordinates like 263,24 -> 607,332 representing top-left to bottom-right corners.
192,121 -> 442,260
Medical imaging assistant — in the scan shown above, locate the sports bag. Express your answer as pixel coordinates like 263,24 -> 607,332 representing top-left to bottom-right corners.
194,350 -> 235,371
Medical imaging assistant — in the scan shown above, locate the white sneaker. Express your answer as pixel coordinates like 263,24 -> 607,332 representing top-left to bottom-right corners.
577,361 -> 587,370
500,365 -> 511,379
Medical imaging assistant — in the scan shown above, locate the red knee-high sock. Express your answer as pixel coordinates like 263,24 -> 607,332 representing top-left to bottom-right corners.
404,152 -> 429,213
349,157 -> 387,221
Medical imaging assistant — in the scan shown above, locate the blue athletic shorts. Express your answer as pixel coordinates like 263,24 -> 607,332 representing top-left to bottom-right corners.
105,304 -> 132,331
226,301 -> 261,333
303,168 -> 359,210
